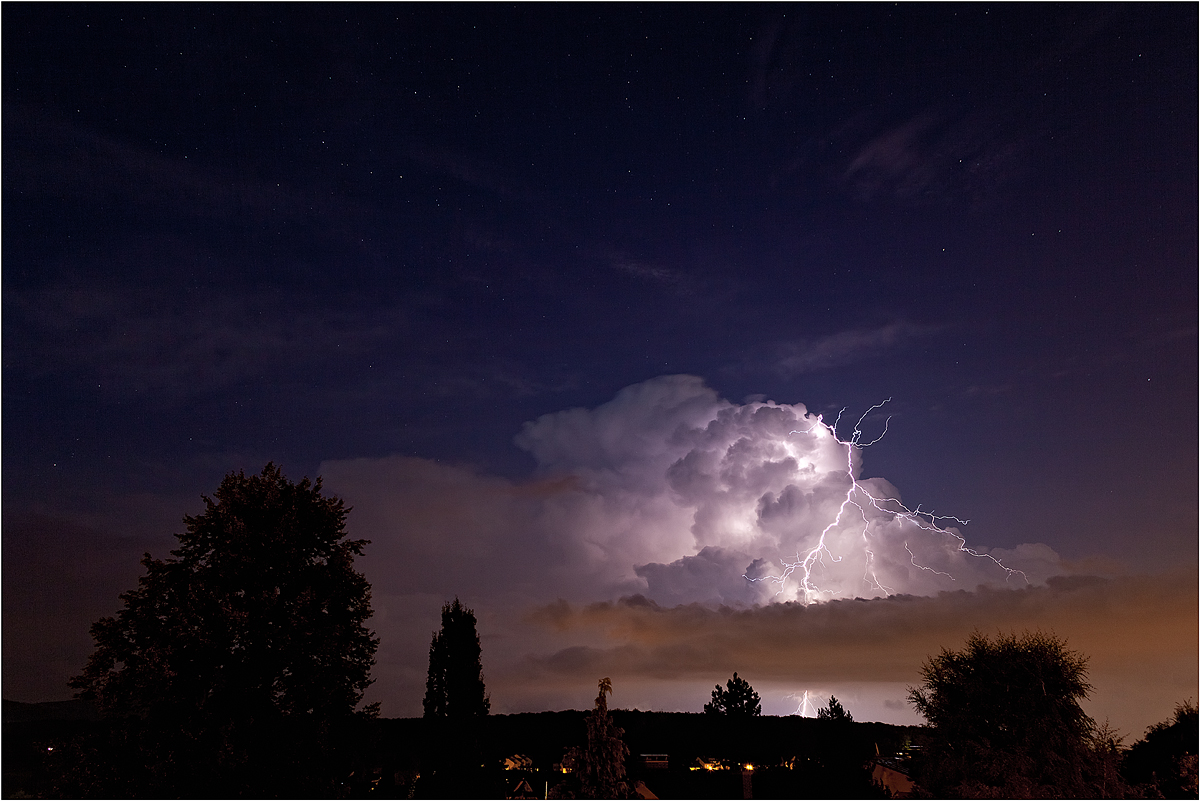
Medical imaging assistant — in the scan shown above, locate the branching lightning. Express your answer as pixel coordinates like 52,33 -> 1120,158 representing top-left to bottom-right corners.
745,399 -> 1028,604
905,542 -> 954,580
791,689 -> 818,717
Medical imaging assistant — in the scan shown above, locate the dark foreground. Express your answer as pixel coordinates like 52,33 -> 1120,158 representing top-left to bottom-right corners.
3,700 -> 915,798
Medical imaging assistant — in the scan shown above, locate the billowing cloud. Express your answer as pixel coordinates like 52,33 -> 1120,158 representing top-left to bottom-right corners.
316,375 -> 1145,721
507,374 -> 1060,605
314,375 -> 1195,734
326,375 -> 1068,616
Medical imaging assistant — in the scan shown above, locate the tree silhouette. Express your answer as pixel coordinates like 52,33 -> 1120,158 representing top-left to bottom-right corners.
817,695 -> 854,722
908,629 -> 1128,798
704,672 -> 762,716
423,597 -> 490,718
579,677 -> 630,799
66,463 -> 378,795
1123,700 -> 1198,798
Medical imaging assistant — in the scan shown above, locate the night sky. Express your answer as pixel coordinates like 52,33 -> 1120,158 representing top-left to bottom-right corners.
4,4 -> 1196,736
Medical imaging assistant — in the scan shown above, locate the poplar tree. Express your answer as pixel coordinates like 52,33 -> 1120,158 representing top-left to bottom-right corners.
423,597 -> 490,718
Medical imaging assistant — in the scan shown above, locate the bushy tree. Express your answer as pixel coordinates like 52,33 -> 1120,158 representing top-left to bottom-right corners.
817,695 -> 854,722
423,597 -> 490,718
908,629 -> 1129,798
65,463 -> 378,795
704,672 -> 762,717
1123,700 -> 1198,798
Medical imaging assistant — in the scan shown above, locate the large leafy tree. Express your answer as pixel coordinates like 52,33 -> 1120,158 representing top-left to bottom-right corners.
423,597 -> 490,718
704,672 -> 762,717
66,463 -> 378,795
908,630 -> 1128,798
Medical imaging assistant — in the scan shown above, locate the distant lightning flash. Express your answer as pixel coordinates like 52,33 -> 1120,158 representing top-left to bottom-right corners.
746,399 -> 1028,604
792,690 -> 818,717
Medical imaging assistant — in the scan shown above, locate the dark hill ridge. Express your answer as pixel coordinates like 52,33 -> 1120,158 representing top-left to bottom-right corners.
4,699 -> 920,762
4,701 -> 920,798
4,700 -> 918,766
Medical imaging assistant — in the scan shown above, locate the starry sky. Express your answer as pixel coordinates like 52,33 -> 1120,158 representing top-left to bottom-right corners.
4,5 -> 1196,736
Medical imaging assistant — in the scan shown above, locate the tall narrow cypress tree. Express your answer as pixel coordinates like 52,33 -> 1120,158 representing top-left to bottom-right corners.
423,598 -> 489,718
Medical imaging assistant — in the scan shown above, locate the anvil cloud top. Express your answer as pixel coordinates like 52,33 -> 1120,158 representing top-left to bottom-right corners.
3,5 -> 1195,733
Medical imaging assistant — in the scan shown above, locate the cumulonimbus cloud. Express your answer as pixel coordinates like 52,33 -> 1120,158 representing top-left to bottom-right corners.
318,376 -> 1193,727
508,374 -> 1061,605
327,375 -> 1066,610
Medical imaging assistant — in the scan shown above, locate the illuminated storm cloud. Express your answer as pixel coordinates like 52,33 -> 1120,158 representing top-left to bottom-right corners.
516,375 -> 1059,606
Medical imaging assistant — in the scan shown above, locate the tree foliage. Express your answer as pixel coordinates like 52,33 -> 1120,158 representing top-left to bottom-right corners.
817,695 -> 853,723
65,463 -> 379,795
414,598 -> 492,797
423,597 -> 490,719
908,629 -> 1128,798
704,672 -> 762,717
1122,700 -> 1198,798
578,677 -> 630,799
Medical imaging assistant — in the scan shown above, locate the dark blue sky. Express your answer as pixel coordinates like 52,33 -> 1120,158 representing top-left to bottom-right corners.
3,4 -> 1196,720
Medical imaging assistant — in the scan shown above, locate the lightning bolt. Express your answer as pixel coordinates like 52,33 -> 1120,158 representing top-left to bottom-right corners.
746,399 -> 1028,603
905,542 -> 954,580
792,689 -> 818,717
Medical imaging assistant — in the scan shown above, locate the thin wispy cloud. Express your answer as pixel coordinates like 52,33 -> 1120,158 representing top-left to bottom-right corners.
772,322 -> 939,377
842,109 -> 1031,204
